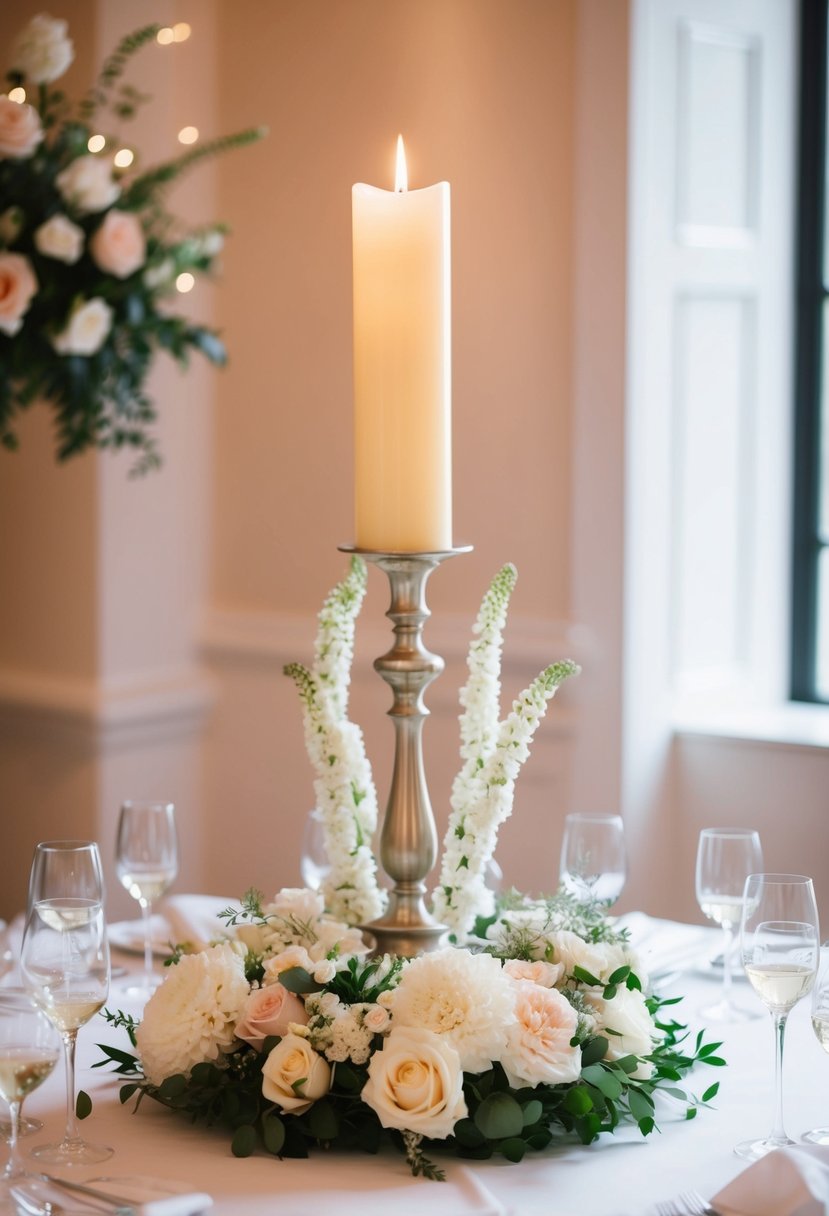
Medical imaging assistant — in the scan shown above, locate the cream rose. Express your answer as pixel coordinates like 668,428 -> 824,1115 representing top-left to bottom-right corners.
90,209 -> 146,278
0,252 -> 37,336
361,1027 -> 467,1140
501,980 -> 581,1088
550,930 -> 629,983
34,213 -> 84,264
585,987 -> 656,1079
56,155 -> 119,214
234,983 -> 307,1051
0,96 -> 43,160
51,297 -> 112,356
12,14 -> 74,84
261,1033 -> 331,1115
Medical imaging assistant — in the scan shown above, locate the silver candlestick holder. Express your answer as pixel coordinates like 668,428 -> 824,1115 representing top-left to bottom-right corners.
340,544 -> 471,958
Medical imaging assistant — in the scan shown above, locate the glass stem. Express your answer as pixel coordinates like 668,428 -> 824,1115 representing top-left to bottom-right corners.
142,898 -> 153,989
721,923 -> 734,1006
3,1099 -> 22,1180
62,1028 -> 79,1144
770,1011 -> 789,1143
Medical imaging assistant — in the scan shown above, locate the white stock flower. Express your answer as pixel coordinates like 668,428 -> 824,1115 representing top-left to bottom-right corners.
56,155 -> 119,214
585,986 -> 657,1079
501,980 -> 581,1088
136,944 -> 250,1086
34,213 -> 84,264
51,297 -> 112,355
390,948 -> 513,1074
362,1027 -> 467,1140
12,14 -> 74,83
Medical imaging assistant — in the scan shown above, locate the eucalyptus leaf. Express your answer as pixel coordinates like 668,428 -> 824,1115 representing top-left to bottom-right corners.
231,1124 -> 258,1157
474,1092 -> 524,1140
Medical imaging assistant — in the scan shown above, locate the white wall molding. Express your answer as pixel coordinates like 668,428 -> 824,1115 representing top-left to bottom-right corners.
0,666 -> 215,751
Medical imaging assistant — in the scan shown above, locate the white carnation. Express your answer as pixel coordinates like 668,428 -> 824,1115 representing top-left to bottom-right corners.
390,947 -> 514,1073
136,944 -> 250,1086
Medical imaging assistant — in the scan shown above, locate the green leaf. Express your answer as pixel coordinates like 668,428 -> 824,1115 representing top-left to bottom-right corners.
158,1074 -> 188,1099
279,966 -> 322,995
521,1099 -> 543,1127
499,1137 -> 526,1162
564,1086 -> 594,1116
581,1064 -> 624,1099
474,1092 -> 524,1140
75,1090 -> 92,1120
262,1114 -> 285,1155
231,1124 -> 258,1157
453,1118 -> 486,1148
119,1083 -> 139,1104
702,1082 -> 720,1102
581,1036 -> 609,1066
627,1088 -> 654,1123
572,965 -> 603,987
638,1116 -> 655,1135
307,1099 -> 339,1142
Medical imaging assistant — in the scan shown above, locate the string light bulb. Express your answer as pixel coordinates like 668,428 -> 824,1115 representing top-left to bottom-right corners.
178,126 -> 199,145
113,148 -> 134,169
172,22 -> 191,42
156,27 -> 174,45
87,134 -> 106,153
8,87 -> 26,104
176,272 -> 195,293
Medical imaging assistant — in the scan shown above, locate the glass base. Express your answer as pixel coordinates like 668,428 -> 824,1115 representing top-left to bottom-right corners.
30,1137 -> 113,1166
0,1116 -> 41,1139
803,1127 -> 829,1145
734,1132 -> 794,1161
698,997 -> 763,1023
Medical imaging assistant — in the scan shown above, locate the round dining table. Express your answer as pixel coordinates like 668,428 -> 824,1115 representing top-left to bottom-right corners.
9,917 -> 828,1216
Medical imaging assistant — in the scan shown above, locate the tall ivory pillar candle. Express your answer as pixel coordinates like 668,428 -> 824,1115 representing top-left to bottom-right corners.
352,144 -> 452,552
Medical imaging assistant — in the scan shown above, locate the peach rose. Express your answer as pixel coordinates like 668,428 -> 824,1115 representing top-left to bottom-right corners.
0,96 -> 43,160
0,252 -> 37,336
261,1034 -> 331,1115
90,210 -> 146,278
501,980 -> 581,1088
234,983 -> 308,1052
361,1027 -> 467,1140
56,155 -> 119,214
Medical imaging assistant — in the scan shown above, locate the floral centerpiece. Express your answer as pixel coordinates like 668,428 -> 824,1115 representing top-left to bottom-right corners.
99,561 -> 723,1178
0,13 -> 264,472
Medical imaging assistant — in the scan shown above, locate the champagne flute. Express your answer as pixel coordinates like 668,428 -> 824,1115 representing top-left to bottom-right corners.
115,800 -> 179,997
0,989 -> 59,1212
803,948 -> 829,1144
20,840 -> 112,1165
736,873 -> 820,1161
695,827 -> 763,1021
559,812 -> 627,906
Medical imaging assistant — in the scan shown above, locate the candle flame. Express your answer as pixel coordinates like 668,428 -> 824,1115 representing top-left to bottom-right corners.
395,135 -> 408,192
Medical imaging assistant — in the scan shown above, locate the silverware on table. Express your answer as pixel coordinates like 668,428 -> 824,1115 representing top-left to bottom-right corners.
655,1189 -> 719,1216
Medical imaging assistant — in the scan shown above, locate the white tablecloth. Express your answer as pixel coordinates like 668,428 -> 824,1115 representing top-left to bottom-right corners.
10,919 -> 829,1216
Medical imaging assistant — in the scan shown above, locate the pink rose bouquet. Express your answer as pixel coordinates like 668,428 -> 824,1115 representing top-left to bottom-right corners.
0,13 -> 264,472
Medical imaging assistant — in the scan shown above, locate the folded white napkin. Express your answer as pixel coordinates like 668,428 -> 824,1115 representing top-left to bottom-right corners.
615,910 -> 720,981
157,894 -> 235,951
712,1145 -> 829,1216
14,1174 -> 213,1215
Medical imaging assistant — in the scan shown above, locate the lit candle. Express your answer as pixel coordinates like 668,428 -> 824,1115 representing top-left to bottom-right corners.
352,137 -> 452,552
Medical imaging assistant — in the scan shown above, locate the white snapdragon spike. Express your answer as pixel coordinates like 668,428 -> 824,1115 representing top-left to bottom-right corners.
433,660 -> 579,939
455,562 -> 517,772
285,661 -> 384,926
313,555 -> 368,719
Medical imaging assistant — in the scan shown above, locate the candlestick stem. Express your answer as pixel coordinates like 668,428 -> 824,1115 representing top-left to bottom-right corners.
340,545 -> 470,957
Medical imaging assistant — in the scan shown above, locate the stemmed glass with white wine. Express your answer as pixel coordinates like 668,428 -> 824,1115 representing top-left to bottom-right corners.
559,813 -> 627,907
803,947 -> 829,1145
0,989 -> 59,1214
736,873 -> 820,1161
695,827 -> 763,1021
20,840 -> 112,1165
115,800 -> 179,998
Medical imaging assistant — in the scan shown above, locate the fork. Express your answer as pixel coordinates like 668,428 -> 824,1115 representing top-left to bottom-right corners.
654,1190 -> 718,1216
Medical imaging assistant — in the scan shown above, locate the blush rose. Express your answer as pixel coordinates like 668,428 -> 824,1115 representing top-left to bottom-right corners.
0,252 -> 37,336
0,96 -> 43,160
501,979 -> 581,1088
234,983 -> 308,1051
90,209 -> 146,278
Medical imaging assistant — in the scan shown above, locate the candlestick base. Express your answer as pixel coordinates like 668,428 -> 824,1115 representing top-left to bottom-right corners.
339,544 -> 471,957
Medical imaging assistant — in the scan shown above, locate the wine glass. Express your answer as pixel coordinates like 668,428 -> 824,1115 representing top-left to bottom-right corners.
20,840 -> 112,1166
803,948 -> 829,1145
115,800 -> 179,997
559,812 -> 627,906
736,873 -> 820,1161
695,827 -> 763,1021
0,989 -> 60,1212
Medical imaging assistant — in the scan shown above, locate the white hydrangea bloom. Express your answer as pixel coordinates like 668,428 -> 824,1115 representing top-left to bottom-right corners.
136,944 -> 250,1085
